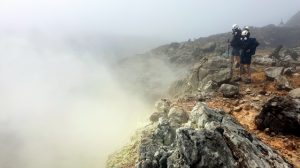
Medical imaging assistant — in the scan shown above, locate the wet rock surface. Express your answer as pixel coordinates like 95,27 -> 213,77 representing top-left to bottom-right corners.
255,96 -> 300,136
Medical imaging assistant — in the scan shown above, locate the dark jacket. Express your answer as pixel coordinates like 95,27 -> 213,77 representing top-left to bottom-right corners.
241,37 -> 259,56
230,29 -> 242,48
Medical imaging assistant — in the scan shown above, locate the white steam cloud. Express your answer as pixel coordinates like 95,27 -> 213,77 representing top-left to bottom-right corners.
0,33 -> 152,168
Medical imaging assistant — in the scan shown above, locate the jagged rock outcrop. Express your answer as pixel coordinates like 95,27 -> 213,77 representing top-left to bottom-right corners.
168,56 -> 231,97
168,107 -> 189,127
258,46 -> 300,67
255,96 -> 300,136
150,99 -> 172,122
136,103 -> 292,168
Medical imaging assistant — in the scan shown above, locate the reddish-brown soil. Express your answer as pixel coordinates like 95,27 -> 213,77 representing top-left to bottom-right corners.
172,62 -> 300,167
206,68 -> 300,168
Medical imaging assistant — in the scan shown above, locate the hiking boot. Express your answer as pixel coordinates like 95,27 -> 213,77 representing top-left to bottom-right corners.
235,62 -> 240,68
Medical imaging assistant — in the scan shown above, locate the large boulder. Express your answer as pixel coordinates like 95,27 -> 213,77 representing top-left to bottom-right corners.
255,96 -> 300,136
275,76 -> 293,91
137,103 -> 292,168
289,88 -> 300,98
219,84 -> 239,98
264,67 -> 284,80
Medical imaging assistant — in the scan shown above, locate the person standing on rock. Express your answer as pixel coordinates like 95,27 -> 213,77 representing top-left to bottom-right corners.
230,24 -> 242,80
240,29 -> 259,83
230,24 -> 242,68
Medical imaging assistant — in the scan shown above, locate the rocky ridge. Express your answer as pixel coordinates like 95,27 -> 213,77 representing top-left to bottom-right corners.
115,23 -> 300,101
108,13 -> 300,167
107,49 -> 300,167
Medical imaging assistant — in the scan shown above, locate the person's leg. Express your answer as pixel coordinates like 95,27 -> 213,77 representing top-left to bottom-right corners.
247,64 -> 251,80
243,63 -> 251,83
239,52 -> 245,80
239,64 -> 244,79
235,55 -> 240,68
232,48 -> 240,68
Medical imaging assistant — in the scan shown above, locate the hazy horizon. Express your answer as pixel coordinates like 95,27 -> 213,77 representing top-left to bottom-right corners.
1,0 -> 300,42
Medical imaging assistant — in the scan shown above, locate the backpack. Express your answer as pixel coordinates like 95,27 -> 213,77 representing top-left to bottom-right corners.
248,38 -> 259,55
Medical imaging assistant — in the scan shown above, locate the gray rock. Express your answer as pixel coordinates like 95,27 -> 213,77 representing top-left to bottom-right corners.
282,55 -> 294,62
283,67 -> 295,76
154,118 -> 176,146
289,88 -> 300,99
282,48 -> 299,61
255,96 -> 300,136
275,76 -> 293,91
155,99 -> 171,113
233,106 -> 242,112
252,56 -> 275,65
168,107 -> 189,127
168,56 -> 231,97
137,103 -> 292,168
149,112 -> 166,122
264,67 -> 284,80
168,128 -> 237,168
219,84 -> 239,98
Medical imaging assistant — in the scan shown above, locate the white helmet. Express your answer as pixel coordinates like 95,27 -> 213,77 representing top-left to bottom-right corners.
232,24 -> 239,29
243,26 -> 250,31
242,30 -> 249,36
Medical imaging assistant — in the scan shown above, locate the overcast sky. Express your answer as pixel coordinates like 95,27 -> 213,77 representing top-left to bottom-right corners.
0,0 -> 299,41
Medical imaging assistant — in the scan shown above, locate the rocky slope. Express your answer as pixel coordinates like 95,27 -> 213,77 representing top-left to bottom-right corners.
114,22 -> 300,101
107,47 -> 300,167
108,12 -> 300,168
285,11 -> 300,27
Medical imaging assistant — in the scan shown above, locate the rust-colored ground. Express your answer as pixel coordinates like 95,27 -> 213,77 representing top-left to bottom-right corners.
205,68 -> 300,168
171,56 -> 300,167
171,50 -> 300,167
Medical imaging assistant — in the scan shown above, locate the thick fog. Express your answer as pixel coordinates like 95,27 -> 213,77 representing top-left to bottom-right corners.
0,0 -> 299,168
1,0 -> 300,41
0,33 -> 156,167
